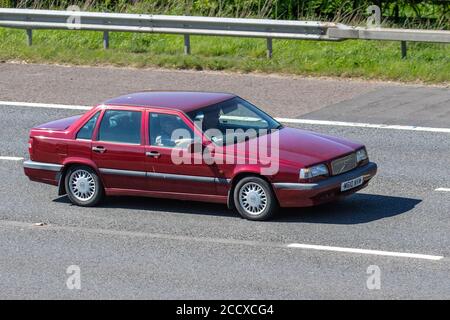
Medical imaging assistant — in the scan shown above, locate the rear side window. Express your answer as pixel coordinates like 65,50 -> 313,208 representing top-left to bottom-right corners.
76,112 -> 100,140
98,110 -> 142,144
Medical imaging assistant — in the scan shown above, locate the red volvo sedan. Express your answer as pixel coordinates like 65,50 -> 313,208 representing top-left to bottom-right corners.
24,91 -> 377,220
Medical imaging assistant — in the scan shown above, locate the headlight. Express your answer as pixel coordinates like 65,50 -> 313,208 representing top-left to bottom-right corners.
300,164 -> 329,179
356,148 -> 368,162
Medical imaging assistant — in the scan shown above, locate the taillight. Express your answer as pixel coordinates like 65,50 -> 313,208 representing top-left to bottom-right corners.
28,137 -> 33,159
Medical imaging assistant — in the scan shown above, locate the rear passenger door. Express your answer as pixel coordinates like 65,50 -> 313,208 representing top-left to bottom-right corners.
91,108 -> 148,191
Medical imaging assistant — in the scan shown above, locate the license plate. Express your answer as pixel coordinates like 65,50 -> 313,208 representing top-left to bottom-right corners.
341,176 -> 364,192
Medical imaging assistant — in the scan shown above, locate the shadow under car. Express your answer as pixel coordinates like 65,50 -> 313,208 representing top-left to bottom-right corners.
53,193 -> 421,224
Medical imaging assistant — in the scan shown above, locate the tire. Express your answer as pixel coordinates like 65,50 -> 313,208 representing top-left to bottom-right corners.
65,165 -> 104,207
233,176 -> 278,221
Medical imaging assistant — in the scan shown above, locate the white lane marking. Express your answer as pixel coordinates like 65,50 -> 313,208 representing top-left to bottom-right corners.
435,188 -> 450,192
276,118 -> 450,134
0,101 -> 90,111
0,156 -> 24,161
1,101 -> 450,134
0,220 -> 444,262
287,243 -> 443,261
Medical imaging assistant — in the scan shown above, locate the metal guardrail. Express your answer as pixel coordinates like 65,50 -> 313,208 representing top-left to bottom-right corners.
328,27 -> 450,43
0,8 -> 449,58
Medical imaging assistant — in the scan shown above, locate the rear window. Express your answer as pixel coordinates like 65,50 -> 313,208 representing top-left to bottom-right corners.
97,110 -> 142,144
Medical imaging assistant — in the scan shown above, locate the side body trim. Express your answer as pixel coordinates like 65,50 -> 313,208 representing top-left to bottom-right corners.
147,171 -> 230,184
99,168 -> 146,177
23,160 -> 63,172
100,168 -> 231,184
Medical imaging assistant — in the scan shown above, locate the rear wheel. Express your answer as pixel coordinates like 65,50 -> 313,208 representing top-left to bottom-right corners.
65,165 -> 103,207
233,176 -> 278,221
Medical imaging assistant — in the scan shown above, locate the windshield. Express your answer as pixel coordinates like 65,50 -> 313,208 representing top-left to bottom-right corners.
187,97 -> 282,146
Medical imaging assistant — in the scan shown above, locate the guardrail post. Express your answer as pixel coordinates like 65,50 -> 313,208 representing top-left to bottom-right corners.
103,31 -> 109,49
26,29 -> 32,46
184,34 -> 191,55
401,41 -> 407,59
266,37 -> 272,59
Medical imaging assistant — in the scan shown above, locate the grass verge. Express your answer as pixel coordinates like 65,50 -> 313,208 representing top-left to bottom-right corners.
0,28 -> 448,84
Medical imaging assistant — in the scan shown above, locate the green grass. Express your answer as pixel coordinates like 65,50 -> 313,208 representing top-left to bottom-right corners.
0,28 -> 449,84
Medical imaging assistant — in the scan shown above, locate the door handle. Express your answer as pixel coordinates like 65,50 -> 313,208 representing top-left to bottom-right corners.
146,151 -> 161,158
92,146 -> 106,153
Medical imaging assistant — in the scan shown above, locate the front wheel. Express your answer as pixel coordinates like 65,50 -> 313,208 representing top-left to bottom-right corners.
233,177 -> 278,221
65,165 -> 104,207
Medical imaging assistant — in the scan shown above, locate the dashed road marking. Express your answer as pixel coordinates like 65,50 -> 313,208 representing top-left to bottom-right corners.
287,243 -> 444,261
0,156 -> 24,161
435,188 -> 450,192
0,101 -> 90,111
1,101 -> 450,134
276,118 -> 450,134
0,220 -> 444,262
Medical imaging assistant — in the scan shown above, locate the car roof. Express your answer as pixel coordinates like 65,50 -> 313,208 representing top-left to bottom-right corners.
103,91 -> 236,113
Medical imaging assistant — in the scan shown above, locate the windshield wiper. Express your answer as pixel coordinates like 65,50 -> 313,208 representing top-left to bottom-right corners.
273,124 -> 283,130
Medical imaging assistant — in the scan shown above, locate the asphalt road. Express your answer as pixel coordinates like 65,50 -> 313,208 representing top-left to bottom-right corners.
0,63 -> 382,117
0,63 -> 449,299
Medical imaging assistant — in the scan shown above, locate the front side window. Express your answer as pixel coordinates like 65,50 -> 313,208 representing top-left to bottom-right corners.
187,97 -> 281,145
76,111 -> 100,140
149,113 -> 193,148
98,110 -> 142,144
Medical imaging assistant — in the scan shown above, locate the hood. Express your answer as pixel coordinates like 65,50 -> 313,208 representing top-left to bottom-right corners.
275,127 -> 363,167
34,115 -> 82,131
226,127 -> 363,168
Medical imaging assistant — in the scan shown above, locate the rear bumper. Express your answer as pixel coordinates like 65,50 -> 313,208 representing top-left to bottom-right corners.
273,162 -> 377,207
23,160 -> 63,186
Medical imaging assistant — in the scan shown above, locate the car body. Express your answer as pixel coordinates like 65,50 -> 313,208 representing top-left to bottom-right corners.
24,91 -> 377,220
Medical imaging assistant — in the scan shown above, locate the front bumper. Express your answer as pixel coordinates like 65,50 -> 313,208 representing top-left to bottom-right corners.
273,162 -> 377,207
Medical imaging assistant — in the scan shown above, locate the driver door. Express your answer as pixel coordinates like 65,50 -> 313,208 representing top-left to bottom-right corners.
145,110 -> 221,195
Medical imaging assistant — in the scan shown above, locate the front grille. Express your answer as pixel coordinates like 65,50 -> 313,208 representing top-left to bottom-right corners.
331,153 -> 357,175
